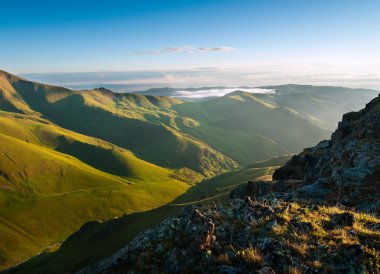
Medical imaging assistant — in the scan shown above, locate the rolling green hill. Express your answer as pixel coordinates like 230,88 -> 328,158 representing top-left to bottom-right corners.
9,161 -> 277,274
134,84 -> 379,131
1,70 -> 345,170
0,111 -> 201,270
0,70 -> 238,177
173,91 -> 331,165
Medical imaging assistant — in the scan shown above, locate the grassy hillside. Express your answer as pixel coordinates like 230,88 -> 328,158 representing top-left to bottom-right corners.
135,84 -> 379,131
0,111 -> 199,270
9,163 -> 275,273
0,111 -> 192,180
0,70 -> 238,177
174,91 -> 330,165
1,71 -> 340,169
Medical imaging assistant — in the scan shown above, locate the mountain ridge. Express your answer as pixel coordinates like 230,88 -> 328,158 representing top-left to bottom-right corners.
0,70 -> 238,177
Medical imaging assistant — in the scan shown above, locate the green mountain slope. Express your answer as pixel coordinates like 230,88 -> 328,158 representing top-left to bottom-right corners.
0,111 -> 190,180
1,70 -> 341,170
9,162 -> 276,274
134,84 -> 379,131
173,91 -> 331,165
0,111 -> 198,270
0,70 -> 238,177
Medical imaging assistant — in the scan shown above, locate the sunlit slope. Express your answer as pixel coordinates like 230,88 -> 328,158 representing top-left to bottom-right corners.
0,71 -> 237,176
174,91 -> 330,165
0,110 -> 198,270
0,125 -> 191,270
0,71 -> 36,115
0,111 -> 184,180
10,164 -> 276,274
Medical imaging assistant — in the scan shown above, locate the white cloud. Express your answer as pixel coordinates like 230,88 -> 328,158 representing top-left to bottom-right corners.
135,45 -> 234,55
173,88 -> 275,99
197,46 -> 234,53
134,50 -> 162,55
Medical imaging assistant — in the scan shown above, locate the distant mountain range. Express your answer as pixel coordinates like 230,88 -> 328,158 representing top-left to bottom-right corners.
0,69 -> 378,271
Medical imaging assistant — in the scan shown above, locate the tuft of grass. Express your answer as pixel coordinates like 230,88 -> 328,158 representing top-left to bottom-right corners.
285,240 -> 308,257
286,266 -> 305,274
364,247 -> 380,273
236,245 -> 264,268
216,253 -> 231,265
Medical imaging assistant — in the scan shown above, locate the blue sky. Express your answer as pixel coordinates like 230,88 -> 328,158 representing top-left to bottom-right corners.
1,0 -> 380,88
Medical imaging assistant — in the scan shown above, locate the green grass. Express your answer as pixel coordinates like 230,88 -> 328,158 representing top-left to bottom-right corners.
0,114 -> 195,270
248,155 -> 292,168
173,163 -> 275,204
0,111 -> 185,182
1,71 -> 377,168
0,72 -> 237,176
0,70 -> 340,172
173,91 -> 330,165
9,164 -> 274,273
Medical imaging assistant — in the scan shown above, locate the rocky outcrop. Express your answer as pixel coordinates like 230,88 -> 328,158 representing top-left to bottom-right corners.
256,94 -> 380,212
79,198 -> 379,273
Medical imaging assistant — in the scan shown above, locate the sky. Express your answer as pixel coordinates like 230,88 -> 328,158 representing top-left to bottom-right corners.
1,0 -> 380,89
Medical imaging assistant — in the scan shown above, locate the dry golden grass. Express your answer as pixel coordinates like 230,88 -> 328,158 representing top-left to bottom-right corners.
256,174 -> 273,181
237,245 -> 264,268
216,253 -> 231,265
285,239 -> 308,257
286,266 -> 305,274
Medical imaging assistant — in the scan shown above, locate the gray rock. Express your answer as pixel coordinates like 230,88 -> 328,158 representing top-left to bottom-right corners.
218,265 -> 241,274
331,212 -> 355,227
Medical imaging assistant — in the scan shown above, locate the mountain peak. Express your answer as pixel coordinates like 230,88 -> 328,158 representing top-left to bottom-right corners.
0,69 -> 22,81
94,87 -> 115,94
0,70 -> 37,84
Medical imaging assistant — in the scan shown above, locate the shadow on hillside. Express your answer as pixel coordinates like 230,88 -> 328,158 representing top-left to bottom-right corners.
8,170 -> 238,273
55,138 -> 133,178
11,79 -> 213,174
7,205 -> 181,274
8,164 -> 276,274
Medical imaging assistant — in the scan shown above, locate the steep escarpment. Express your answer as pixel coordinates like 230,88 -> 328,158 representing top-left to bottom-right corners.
269,94 -> 380,212
81,95 -> 380,273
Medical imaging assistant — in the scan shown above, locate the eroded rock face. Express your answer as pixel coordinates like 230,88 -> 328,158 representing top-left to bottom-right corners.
270,94 -> 380,212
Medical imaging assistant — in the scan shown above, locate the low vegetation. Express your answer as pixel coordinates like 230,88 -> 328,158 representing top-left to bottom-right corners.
77,198 -> 380,273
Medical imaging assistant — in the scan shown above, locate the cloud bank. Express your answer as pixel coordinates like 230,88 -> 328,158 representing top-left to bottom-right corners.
173,88 -> 275,99
21,63 -> 380,92
135,46 -> 234,55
